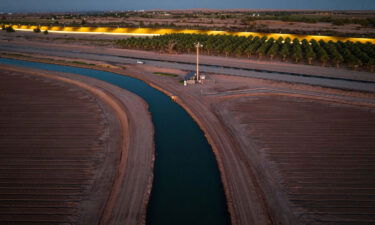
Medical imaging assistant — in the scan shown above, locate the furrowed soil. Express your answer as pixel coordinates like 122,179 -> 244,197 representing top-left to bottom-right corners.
0,66 -> 154,225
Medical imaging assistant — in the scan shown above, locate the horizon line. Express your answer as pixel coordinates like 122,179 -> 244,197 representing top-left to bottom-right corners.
2,8 -> 375,14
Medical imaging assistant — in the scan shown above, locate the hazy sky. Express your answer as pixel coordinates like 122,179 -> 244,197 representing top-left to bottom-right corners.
2,0 -> 374,12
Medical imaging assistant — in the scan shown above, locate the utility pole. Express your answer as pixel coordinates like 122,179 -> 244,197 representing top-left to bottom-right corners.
195,42 -> 203,83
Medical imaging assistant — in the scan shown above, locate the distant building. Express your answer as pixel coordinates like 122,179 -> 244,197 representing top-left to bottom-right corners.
183,71 -> 206,86
184,72 -> 196,86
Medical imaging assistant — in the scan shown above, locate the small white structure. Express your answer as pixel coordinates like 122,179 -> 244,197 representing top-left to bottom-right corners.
184,72 -> 196,86
183,71 -> 206,86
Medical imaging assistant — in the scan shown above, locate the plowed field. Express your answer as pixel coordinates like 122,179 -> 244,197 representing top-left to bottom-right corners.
216,96 -> 375,225
0,69 -> 118,225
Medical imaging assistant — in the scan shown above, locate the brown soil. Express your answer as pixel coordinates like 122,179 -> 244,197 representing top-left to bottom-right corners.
216,95 -> 375,225
0,65 -> 154,225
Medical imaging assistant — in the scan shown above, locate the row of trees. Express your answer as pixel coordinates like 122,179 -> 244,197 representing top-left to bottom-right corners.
33,28 -> 49,34
1,25 -> 49,34
116,33 -> 375,71
1,25 -> 15,32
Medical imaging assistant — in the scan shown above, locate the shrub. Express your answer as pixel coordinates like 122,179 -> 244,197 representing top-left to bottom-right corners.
33,28 -> 41,33
332,19 -> 345,26
43,30 -> 48,35
5,26 -> 15,32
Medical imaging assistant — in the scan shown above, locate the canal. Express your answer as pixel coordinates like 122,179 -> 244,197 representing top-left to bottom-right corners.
0,58 -> 231,225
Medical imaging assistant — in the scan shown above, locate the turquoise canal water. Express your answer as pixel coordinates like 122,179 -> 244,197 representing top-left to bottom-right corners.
0,58 -> 230,225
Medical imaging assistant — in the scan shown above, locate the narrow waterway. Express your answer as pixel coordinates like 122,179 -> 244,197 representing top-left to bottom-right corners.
0,58 -> 231,225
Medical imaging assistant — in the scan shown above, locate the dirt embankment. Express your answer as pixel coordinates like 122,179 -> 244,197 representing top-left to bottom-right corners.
0,65 -> 154,225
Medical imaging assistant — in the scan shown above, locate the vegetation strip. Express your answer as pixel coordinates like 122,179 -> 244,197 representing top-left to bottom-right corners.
152,72 -> 178,77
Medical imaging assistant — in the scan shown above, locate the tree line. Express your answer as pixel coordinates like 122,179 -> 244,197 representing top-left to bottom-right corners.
116,33 -> 375,71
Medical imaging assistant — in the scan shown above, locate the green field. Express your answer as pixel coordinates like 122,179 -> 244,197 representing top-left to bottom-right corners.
153,72 -> 179,77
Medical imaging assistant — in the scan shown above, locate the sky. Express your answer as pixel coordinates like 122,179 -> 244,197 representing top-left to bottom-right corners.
1,0 -> 374,12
